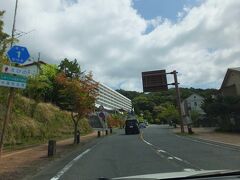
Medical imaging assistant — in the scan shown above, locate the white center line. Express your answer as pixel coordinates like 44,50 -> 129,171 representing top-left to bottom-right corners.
141,135 -> 153,146
50,149 -> 91,180
174,156 -> 183,161
141,132 -> 202,170
157,150 -> 166,153
184,168 -> 196,172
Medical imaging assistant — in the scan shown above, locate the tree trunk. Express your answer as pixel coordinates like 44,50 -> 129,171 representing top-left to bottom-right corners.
71,112 -> 81,144
73,120 -> 78,144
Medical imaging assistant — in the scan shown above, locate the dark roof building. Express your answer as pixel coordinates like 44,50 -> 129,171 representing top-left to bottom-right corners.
220,67 -> 240,96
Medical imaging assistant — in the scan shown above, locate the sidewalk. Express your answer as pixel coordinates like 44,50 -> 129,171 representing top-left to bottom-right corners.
0,131 -> 97,180
173,127 -> 240,147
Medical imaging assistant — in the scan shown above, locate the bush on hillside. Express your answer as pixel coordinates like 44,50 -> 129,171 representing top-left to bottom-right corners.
2,95 -> 92,148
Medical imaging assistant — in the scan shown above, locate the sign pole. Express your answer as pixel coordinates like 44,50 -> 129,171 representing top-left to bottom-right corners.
0,88 -> 14,156
172,70 -> 184,133
0,0 -> 19,157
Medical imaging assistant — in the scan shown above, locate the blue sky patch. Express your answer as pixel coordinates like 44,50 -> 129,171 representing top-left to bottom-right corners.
132,0 -> 202,21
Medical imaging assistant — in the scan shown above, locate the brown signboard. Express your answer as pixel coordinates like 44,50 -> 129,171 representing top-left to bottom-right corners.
142,70 -> 168,92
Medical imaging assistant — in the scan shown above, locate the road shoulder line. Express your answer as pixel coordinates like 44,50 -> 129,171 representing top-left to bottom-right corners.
175,134 -> 240,151
195,136 -> 240,148
50,149 -> 91,180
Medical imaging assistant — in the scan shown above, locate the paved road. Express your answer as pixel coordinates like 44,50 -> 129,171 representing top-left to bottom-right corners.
32,125 -> 240,180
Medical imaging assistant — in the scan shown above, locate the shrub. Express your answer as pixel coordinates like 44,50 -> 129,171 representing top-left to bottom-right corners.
2,95 -> 92,147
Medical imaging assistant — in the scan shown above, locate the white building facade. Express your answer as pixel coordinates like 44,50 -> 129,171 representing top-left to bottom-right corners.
96,83 -> 132,112
22,61 -> 46,75
181,93 -> 205,115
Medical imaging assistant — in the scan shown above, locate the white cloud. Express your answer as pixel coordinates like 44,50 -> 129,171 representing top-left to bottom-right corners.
0,0 -> 239,91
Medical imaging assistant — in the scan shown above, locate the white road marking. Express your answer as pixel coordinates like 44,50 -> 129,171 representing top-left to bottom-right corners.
50,149 -> 91,180
184,168 -> 196,172
174,157 -> 183,161
157,150 -> 166,153
142,138 -> 153,146
141,132 -> 202,170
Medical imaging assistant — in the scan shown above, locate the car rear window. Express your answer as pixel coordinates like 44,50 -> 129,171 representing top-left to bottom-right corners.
126,120 -> 138,126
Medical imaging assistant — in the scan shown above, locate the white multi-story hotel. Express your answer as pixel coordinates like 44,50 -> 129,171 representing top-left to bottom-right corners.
95,83 -> 132,112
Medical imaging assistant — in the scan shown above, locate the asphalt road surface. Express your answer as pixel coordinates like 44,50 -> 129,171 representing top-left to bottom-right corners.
32,125 -> 240,180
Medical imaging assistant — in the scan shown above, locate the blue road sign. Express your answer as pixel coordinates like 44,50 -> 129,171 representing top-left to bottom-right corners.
7,45 -> 30,64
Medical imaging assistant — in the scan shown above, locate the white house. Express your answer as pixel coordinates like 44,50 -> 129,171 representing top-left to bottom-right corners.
181,93 -> 205,115
22,60 -> 46,75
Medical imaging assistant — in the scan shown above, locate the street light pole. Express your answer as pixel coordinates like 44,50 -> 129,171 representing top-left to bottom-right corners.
0,0 -> 19,157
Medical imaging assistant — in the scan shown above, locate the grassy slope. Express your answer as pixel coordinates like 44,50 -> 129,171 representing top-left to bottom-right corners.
0,94 -> 92,150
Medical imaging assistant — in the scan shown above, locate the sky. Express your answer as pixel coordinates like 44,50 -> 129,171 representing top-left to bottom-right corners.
0,0 -> 239,91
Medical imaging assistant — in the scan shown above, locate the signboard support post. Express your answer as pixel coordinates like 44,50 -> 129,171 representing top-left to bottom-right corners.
172,70 -> 184,133
0,0 -> 19,158
141,69 -> 185,134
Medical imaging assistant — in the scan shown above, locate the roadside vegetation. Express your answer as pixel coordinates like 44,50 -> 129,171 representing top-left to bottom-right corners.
117,88 -> 217,125
107,113 -> 126,128
0,11 -> 95,149
118,88 -> 240,133
202,95 -> 240,132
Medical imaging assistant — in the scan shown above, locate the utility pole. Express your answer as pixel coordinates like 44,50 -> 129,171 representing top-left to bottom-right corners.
172,70 -> 184,133
37,52 -> 40,74
0,0 -> 19,157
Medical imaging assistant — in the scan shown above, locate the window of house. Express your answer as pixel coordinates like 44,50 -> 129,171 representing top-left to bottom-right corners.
194,102 -> 197,106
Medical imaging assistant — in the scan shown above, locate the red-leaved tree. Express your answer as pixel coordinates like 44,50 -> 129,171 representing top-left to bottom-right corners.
55,59 -> 98,144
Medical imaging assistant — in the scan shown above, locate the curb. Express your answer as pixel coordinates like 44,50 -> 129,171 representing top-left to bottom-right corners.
1,132 -> 97,158
194,136 -> 240,148
173,128 -> 240,148
175,133 -> 240,151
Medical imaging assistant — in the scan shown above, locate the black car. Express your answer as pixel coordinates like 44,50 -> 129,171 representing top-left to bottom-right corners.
125,119 -> 140,135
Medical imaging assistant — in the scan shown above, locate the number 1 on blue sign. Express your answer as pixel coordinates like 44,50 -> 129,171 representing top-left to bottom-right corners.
17,51 -> 21,58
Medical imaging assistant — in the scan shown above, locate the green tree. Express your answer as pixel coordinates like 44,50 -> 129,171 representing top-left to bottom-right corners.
56,59 -> 98,144
152,105 -> 162,123
24,64 -> 58,102
143,110 -> 152,122
202,95 -> 240,131
159,103 -> 179,124
117,88 -> 219,125
0,11 -> 12,64
133,95 -> 155,115
190,110 -> 201,127
0,11 -> 12,109
58,58 -> 81,79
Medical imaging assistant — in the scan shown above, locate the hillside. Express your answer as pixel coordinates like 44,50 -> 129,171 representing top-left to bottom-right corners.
0,93 -> 92,150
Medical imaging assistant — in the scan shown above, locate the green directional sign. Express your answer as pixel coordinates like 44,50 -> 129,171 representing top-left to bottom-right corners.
0,73 -> 27,89
0,73 -> 27,83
